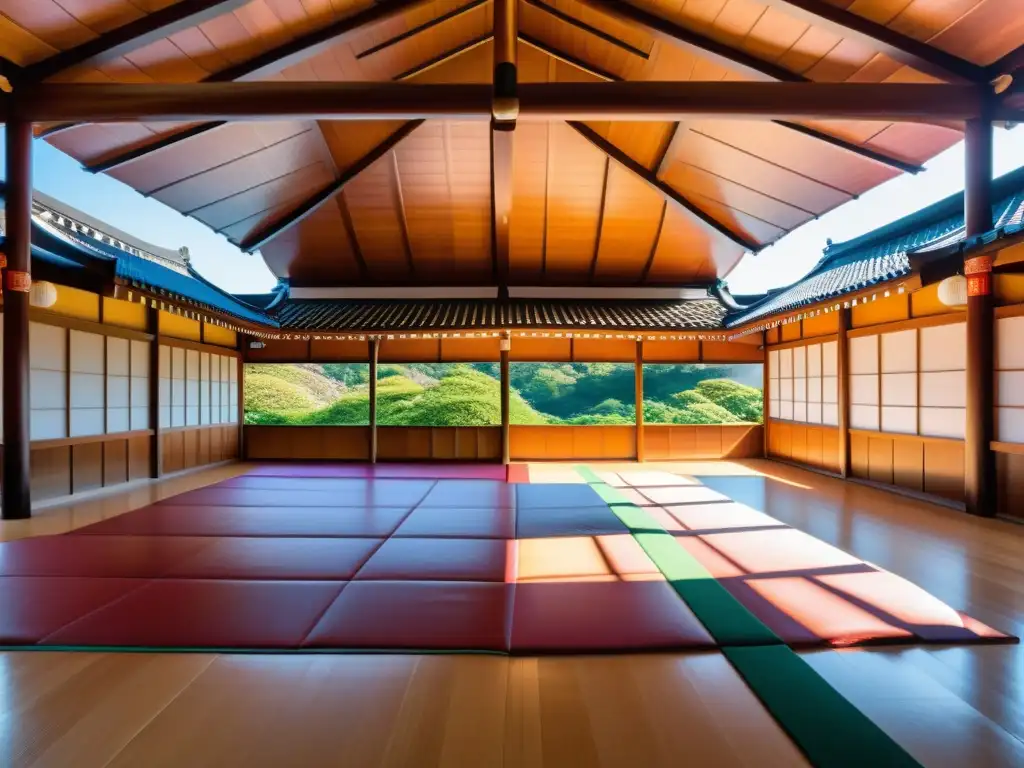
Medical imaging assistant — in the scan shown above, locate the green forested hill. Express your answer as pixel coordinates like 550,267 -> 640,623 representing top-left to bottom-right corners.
244,362 -> 763,426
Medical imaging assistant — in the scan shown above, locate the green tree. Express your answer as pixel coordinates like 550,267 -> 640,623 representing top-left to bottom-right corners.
695,379 -> 763,423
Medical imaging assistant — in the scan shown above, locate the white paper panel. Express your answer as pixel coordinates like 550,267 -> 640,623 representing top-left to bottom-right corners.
768,350 -> 779,379
30,323 -> 66,371
131,340 -> 148,377
70,408 -> 104,437
881,329 -> 916,373
107,407 -> 130,433
807,402 -> 822,424
107,337 -> 129,376
780,379 -> 793,400
172,348 -> 185,381
807,344 -> 821,377
769,399 -> 781,418
920,407 -> 965,439
159,344 -> 170,377
793,402 -> 807,422
186,350 -> 199,381
131,406 -> 149,430
997,370 -> 1024,407
850,404 -> 879,430
794,378 -> 807,403
996,316 -> 1024,370
159,405 -> 171,429
780,401 -> 793,420
221,404 -> 230,423
850,374 -> 879,405
31,409 -> 65,440
822,376 -> 838,404
920,322 -> 965,372
31,370 -> 66,408
807,376 -> 822,403
107,375 -> 130,408
779,348 -> 792,377
186,406 -> 199,426
881,406 -> 916,435
996,407 -> 1024,443
920,371 -> 966,407
70,331 -> 104,374
849,335 -> 878,374
822,403 -> 839,426
793,346 -> 806,377
881,372 -> 917,407
70,373 -> 104,408
822,341 -> 838,376
171,379 -> 185,407
172,405 -> 185,428
131,377 -> 148,407
229,359 -> 238,383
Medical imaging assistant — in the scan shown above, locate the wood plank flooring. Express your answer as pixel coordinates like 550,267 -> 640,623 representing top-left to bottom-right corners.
1,459 -> 1022,767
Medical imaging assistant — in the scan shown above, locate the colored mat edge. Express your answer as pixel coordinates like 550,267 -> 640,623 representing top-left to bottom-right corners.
573,464 -> 923,768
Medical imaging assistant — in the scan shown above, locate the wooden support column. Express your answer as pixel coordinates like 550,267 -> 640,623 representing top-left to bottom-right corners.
491,0 -> 517,290
635,338 -> 644,462
236,346 -> 245,460
369,337 -> 379,464
147,305 -> 162,478
837,307 -> 851,478
964,116 -> 996,517
762,337 -> 770,458
500,335 -> 511,465
2,120 -> 33,519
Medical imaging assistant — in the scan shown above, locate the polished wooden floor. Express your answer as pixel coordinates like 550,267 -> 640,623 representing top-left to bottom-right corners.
1,460 -> 1022,767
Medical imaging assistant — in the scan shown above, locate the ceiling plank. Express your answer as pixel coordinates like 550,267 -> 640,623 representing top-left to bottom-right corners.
388,151 -> 417,277
572,0 -> 806,83
566,120 -> 761,252
588,156 -> 611,281
22,0 -> 249,83
518,33 -> 617,81
393,34 -> 493,81
523,0 -> 649,60
639,201 -> 668,283
758,0 -> 986,83
238,120 -> 425,252
356,0 -> 490,59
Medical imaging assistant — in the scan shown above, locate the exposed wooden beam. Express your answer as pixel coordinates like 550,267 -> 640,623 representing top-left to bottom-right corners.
760,0 -> 986,83
654,123 -> 682,176
0,55 -> 22,83
589,156 -> 611,281
491,126 -> 515,285
523,0 -> 649,60
989,44 -> 1024,79
573,0 -> 805,83
639,201 -> 667,283
492,0 -> 517,285
392,34 -> 493,81
11,81 -> 1007,122
238,120 -> 424,252
23,0 -> 249,83
567,121 -> 760,252
525,31 -> 924,174
518,33 -> 617,82
337,193 -> 369,281
388,151 -> 417,277
356,0 -> 490,59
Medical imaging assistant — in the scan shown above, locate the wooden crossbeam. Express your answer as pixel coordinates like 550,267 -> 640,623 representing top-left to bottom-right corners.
23,0 -> 249,83
9,81 -> 1004,122
760,0 -> 986,83
238,120 -> 425,252
989,44 -> 1024,80
566,121 -> 761,253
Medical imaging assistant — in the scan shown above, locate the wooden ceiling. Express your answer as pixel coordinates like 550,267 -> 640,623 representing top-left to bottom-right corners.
3,0 -> 1022,288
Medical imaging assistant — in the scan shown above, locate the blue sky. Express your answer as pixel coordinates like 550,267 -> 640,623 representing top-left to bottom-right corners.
1,124 -> 1022,296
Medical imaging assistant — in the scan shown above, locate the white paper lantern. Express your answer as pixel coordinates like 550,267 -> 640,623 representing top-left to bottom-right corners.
28,280 -> 58,308
937,275 -> 968,307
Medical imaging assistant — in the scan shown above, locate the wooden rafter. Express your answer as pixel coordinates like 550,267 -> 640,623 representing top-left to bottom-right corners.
392,34 -> 493,81
238,120 -> 425,252
760,0 -> 986,83
523,0 -> 649,60
639,201 -> 668,283
22,0 -> 249,83
572,0 -> 805,83
356,0 -> 490,59
989,45 -> 1024,79
566,121 -> 761,253
518,33 -> 617,82
588,156 -> 611,281
388,151 -> 417,276
491,0 -> 518,287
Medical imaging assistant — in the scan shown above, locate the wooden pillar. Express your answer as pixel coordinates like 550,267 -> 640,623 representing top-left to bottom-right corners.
837,307 -> 851,478
236,348 -> 245,460
635,338 -> 644,462
147,306 -> 162,478
964,116 -> 996,517
762,337 -> 770,458
368,337 -> 379,464
2,120 -> 33,519
500,335 -> 511,465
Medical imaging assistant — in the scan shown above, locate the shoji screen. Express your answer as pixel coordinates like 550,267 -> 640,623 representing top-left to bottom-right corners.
919,323 -> 966,439
158,344 -> 237,427
849,334 -> 879,430
30,322 -> 67,440
185,349 -> 200,426
200,352 -> 211,426
130,340 -> 149,430
158,345 -> 171,429
228,355 -> 238,423
171,347 -> 186,427
880,329 -> 917,434
996,315 -> 1024,442
768,341 -> 838,426
106,337 -> 131,433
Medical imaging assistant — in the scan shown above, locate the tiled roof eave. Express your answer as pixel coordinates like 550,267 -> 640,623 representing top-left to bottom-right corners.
118,277 -> 279,329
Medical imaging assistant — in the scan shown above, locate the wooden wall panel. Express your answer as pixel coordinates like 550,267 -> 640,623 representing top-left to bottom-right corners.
892,440 -> 925,492
128,435 -> 150,481
781,322 -> 801,341
868,437 -> 894,485
642,340 -> 700,362
768,421 -> 840,473
642,425 -> 762,461
244,427 -> 499,462
924,441 -> 965,501
103,440 -> 129,487
802,313 -> 839,337
572,339 -> 635,362
510,337 -> 571,362
510,426 -> 636,460
72,443 -> 104,494
159,311 -> 202,341
701,341 -> 763,362
29,447 -> 71,502
379,339 -> 441,363
247,339 -> 309,361
850,432 -> 869,478
440,338 -> 500,361
996,451 -> 1024,522
851,293 -> 910,327
245,426 -> 371,461
308,339 -> 367,361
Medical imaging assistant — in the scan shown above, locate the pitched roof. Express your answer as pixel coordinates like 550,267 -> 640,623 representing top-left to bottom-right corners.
725,166 -> 1024,328
273,297 -> 727,333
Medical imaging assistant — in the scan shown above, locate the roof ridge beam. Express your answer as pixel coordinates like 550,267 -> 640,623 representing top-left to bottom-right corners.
22,0 -> 249,84
356,0 -> 491,59
238,120 -> 425,253
571,0 -> 806,83
566,120 -> 761,253
757,0 -> 986,83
